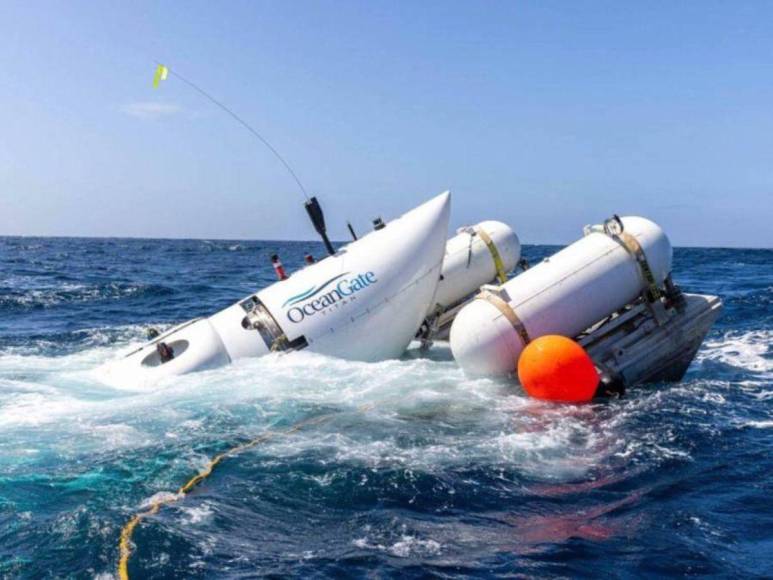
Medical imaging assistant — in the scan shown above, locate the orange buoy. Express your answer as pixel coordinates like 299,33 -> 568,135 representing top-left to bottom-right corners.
517,335 -> 599,402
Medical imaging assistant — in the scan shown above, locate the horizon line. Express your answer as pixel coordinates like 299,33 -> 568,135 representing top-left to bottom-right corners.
0,233 -> 769,251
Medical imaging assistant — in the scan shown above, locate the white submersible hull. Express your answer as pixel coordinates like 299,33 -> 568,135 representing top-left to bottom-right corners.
101,192 -> 451,388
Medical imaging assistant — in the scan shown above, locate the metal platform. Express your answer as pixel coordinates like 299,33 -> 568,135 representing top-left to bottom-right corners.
578,292 -> 722,391
426,277 -> 722,395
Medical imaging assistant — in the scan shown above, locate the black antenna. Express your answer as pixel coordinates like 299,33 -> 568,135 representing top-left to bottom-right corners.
347,221 -> 358,241
158,63 -> 309,201
304,197 -> 335,256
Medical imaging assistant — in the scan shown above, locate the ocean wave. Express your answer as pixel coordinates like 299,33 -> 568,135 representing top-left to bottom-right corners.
0,343 -> 712,485
1,242 -> 770,577
695,329 -> 773,375
0,282 -> 175,312
1,324 -> 766,483
0,340 -> 765,577
0,324 -> 165,357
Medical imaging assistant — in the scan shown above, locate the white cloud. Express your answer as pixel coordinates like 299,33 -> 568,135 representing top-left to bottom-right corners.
120,101 -> 182,120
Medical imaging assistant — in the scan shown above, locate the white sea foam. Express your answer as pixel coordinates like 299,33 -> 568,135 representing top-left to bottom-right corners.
696,329 -> 773,375
180,502 -> 215,524
742,420 -> 773,429
0,342 -> 605,482
0,327 -> 769,488
353,534 -> 442,558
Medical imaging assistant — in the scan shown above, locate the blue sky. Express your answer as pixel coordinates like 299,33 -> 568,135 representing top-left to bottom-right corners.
1,1 -> 772,247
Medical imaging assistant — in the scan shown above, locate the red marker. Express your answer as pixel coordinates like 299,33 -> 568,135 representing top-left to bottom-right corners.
271,254 -> 288,280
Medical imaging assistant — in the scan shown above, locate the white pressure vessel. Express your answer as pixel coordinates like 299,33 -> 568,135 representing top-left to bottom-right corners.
431,221 -> 521,313
101,192 -> 451,389
450,216 -> 672,376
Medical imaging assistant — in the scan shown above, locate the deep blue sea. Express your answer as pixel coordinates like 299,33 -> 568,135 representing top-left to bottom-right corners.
0,237 -> 770,578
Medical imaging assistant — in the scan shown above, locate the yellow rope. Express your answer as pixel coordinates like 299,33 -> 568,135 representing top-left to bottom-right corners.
117,411 -> 344,579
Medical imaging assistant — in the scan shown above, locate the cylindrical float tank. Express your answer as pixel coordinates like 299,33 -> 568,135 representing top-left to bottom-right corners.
431,221 -> 521,313
450,216 -> 672,376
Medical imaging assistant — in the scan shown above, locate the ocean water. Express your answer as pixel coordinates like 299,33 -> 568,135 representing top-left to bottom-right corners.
0,237 -> 770,578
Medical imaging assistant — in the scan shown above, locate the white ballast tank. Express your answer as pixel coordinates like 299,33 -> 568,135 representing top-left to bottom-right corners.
449,216 -> 672,376
431,221 -> 521,313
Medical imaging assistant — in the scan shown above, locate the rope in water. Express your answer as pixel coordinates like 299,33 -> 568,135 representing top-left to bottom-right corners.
117,258 -> 448,576
117,408 -> 358,579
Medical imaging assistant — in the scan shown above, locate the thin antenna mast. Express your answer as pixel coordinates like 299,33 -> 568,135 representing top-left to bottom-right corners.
158,63 -> 310,200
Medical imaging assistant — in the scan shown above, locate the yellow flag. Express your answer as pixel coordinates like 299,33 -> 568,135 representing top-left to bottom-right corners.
153,64 -> 169,89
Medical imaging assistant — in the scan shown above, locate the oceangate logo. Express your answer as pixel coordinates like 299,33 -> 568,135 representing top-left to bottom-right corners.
282,273 -> 350,308
284,271 -> 378,323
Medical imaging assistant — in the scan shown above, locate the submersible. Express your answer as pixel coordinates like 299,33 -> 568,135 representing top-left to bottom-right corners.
101,192 -> 451,387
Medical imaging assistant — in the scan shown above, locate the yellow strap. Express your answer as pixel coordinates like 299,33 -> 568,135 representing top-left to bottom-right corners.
478,290 -> 531,345
618,231 -> 663,301
476,227 -> 508,284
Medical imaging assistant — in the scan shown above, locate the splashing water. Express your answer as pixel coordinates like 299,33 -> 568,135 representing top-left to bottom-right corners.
0,237 -> 770,577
